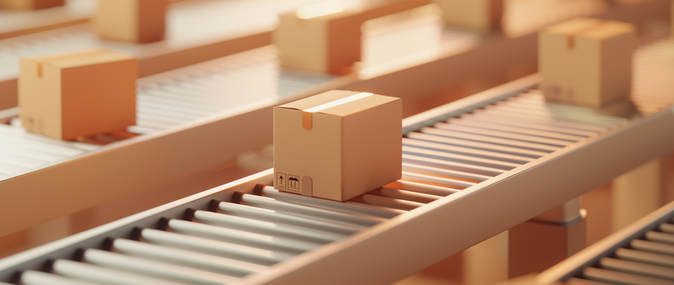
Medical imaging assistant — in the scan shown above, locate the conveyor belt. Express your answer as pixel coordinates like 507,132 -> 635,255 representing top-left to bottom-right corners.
0,0 -> 346,109
0,10 -> 462,181
538,200 -> 674,285
2,0 -> 666,240
0,88 -> 576,285
0,3 -> 454,81
1,38 -> 673,285
0,87 -> 612,284
0,48 -> 336,180
0,0 -> 94,40
129,51 -> 337,134
0,0 -> 326,82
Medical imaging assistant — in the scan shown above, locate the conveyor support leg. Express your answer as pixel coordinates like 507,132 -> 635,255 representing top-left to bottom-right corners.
508,198 -> 586,278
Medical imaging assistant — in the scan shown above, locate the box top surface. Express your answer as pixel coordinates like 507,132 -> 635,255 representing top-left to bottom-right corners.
291,0 -> 427,21
543,18 -> 635,40
278,90 -> 400,117
23,48 -> 136,69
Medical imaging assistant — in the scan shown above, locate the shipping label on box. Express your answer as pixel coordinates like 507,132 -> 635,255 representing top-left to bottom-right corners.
273,90 -> 402,202
19,48 -> 137,140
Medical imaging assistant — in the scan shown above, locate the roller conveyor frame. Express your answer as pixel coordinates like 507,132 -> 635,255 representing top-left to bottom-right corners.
0,0 -> 669,239
247,76 -> 674,285
0,0 -> 332,109
0,4 -> 460,237
537,200 -> 674,285
1,71 -> 673,284
0,0 -> 93,40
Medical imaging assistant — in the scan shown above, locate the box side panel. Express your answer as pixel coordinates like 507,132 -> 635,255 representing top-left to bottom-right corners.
274,108 -> 342,200
540,32 -> 601,106
274,13 -> 328,73
93,0 -> 139,42
599,31 -> 634,105
18,60 -> 62,139
326,14 -> 362,75
574,37 -> 601,106
437,0 -> 491,32
137,0 -> 167,43
489,0 -> 503,30
60,59 -> 137,140
540,32 -> 571,102
342,99 -> 402,201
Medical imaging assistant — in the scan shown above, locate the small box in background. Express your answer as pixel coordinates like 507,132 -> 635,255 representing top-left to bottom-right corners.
274,90 -> 402,202
273,3 -> 366,75
435,0 -> 503,33
273,0 -> 430,75
19,48 -> 137,140
93,0 -> 167,43
0,0 -> 64,10
539,18 -> 635,107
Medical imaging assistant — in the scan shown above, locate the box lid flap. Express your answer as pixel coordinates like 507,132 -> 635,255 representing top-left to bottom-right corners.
543,18 -> 634,40
578,21 -> 634,40
544,18 -> 604,36
25,48 -> 136,69
278,90 -> 359,111
317,94 -> 399,117
278,90 -> 399,117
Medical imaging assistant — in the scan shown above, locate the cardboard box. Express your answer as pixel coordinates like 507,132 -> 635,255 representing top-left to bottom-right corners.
540,18 -> 635,107
435,0 -> 503,32
93,0 -> 167,43
273,0 -> 430,74
19,48 -> 137,140
273,90 -> 402,202
0,0 -> 63,10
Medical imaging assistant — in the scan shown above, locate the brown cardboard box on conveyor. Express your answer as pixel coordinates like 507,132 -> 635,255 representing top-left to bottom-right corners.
19,48 -> 137,141
539,18 -> 635,108
274,90 -> 402,202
